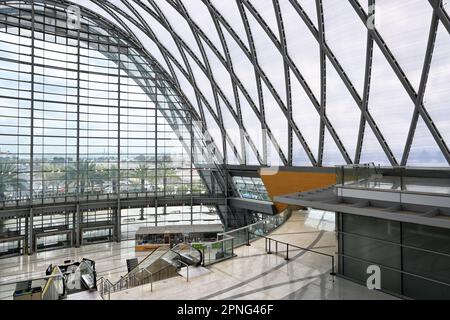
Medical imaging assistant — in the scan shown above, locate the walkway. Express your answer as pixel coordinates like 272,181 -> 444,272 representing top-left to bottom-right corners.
0,240 -> 146,300
0,209 -> 397,300
111,210 -> 396,300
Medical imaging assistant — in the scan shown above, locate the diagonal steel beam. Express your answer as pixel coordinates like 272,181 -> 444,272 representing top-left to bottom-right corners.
429,0 -> 450,35
350,0 -> 450,165
174,0 -> 228,162
355,0 -> 375,164
123,0 -> 248,164
273,0 -> 292,165
241,0 -> 353,164
401,11 -> 440,165
99,0 -> 227,162
133,0 -> 270,165
204,0 -> 324,165
289,0 -> 396,165
316,0 -> 326,165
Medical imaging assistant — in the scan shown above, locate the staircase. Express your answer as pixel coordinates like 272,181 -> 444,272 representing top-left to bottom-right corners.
96,243 -> 202,299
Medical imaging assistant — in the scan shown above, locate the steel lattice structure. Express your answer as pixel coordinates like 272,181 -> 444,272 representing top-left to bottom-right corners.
60,0 -> 450,168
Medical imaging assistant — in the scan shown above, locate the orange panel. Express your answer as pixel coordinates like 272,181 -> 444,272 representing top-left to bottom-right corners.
260,170 -> 336,212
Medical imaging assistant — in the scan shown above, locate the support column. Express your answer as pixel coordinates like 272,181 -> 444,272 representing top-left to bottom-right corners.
190,111 -> 193,225
27,0 -> 36,256
155,198 -> 158,227
116,42 -> 122,243
26,209 -> 33,255
75,11 -> 81,248
75,204 -> 80,247
155,74 -> 159,226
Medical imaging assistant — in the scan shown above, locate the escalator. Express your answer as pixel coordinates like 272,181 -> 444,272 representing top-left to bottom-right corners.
97,243 -> 202,297
11,258 -> 97,300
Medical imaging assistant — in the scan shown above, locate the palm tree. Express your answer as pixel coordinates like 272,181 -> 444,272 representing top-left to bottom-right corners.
131,164 -> 155,220
106,164 -> 119,194
39,163 -> 65,195
0,162 -> 27,201
67,160 -> 104,195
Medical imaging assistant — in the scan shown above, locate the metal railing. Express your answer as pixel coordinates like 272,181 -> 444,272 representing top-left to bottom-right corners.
96,243 -> 196,300
217,209 -> 292,248
248,231 -> 336,276
336,163 -> 381,186
0,269 -> 66,300
0,192 -> 220,209
192,236 -> 235,267
190,210 -> 292,267
336,164 -> 450,195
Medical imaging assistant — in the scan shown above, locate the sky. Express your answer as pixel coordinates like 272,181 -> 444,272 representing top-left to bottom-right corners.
1,0 -> 450,167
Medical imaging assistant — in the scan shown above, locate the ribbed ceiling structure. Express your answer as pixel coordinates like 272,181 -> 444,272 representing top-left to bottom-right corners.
72,0 -> 450,167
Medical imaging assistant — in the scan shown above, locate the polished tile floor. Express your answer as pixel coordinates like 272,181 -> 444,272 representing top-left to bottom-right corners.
0,240 -> 147,299
0,210 -> 397,300
111,211 -> 396,300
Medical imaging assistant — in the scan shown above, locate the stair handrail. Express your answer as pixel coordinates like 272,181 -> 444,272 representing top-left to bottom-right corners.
248,231 -> 336,276
96,242 -> 201,299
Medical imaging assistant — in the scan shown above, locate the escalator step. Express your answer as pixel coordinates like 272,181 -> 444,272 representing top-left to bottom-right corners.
126,258 -> 139,273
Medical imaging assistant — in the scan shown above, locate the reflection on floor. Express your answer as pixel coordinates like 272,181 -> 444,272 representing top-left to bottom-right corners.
0,210 -> 397,300
0,240 -> 147,300
111,210 -> 396,300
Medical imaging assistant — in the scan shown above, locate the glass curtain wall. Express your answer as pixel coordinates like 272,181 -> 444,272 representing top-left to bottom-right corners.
338,213 -> 450,299
0,0 -> 225,250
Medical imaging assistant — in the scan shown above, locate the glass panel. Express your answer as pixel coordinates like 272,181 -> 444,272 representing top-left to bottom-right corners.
359,122 -> 391,166
239,89 -> 262,163
202,38 -> 236,110
226,143 -> 239,165
423,22 -> 450,153
246,6 -> 286,104
325,59 -> 360,160
368,44 -> 414,161
341,214 -> 402,294
210,0 -> 250,50
0,2 -> 220,207
76,0 -> 127,33
357,0 -> 368,13
181,0 -> 225,57
266,132 -> 283,167
374,0 -> 433,90
262,83 -> 288,156
142,10 -> 188,71
323,0 -> 367,95
343,214 -> 401,242
342,256 -> 402,294
108,0 -> 140,24
221,26 -> 259,104
279,0 -> 320,99
171,65 -> 201,116
203,104 -> 223,160
220,97 -> 242,160
232,176 -> 269,201
292,136 -> 311,166
154,0 -> 203,59
297,0 -> 318,28
402,222 -> 450,298
185,54 -> 217,116
248,0 -> 280,41
403,274 -> 450,300
407,117 -> 447,167
290,71 -> 320,160
244,140 -> 259,165
322,129 -> 346,166
139,35 -> 171,76
403,223 -> 450,256
343,235 -> 401,269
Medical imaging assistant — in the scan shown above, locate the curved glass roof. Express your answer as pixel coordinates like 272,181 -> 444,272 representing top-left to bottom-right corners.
42,1 -> 450,166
